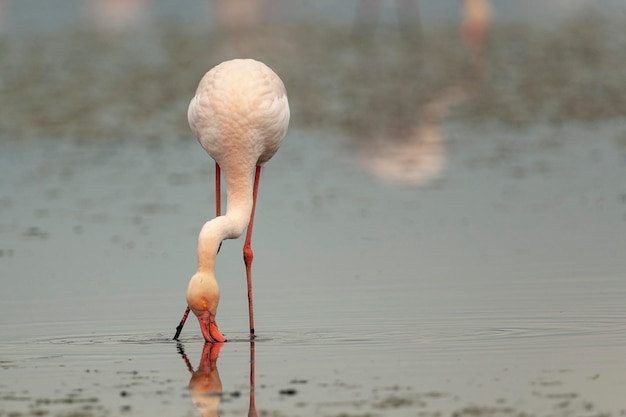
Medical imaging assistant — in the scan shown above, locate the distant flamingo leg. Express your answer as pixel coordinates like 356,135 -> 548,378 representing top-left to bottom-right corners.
244,165 -> 262,339
172,162 -> 223,340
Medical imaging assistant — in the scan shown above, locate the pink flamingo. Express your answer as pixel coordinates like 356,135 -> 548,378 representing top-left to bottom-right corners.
214,0 -> 268,33
354,0 -> 491,186
460,0 -> 492,63
173,59 -> 290,342
87,0 -> 150,32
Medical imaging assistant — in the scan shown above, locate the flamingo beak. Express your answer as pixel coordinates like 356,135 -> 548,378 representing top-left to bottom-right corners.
197,311 -> 227,343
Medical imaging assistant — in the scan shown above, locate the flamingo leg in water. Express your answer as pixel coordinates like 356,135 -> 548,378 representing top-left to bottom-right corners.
244,165 -> 261,339
173,307 -> 190,340
173,162 -> 223,340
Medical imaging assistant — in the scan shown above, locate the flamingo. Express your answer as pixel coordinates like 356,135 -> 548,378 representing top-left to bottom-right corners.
173,59 -> 290,342
214,0 -> 268,34
353,0 -> 490,186
87,0 -> 151,32
460,0 -> 492,63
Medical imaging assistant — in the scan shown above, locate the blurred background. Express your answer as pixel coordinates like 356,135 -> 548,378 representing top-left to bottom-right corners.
1,0 -> 625,145
2,1 -> 626,416
2,0 -> 626,318
2,0 -> 626,337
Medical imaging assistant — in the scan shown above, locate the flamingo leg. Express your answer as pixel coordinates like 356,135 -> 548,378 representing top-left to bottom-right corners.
173,162 -> 223,340
244,165 -> 262,339
173,306 -> 190,340
215,163 -> 221,217
216,163 -> 224,254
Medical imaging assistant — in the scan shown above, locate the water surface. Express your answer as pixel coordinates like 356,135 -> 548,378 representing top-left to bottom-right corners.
2,124 -> 626,416
2,2 -> 626,416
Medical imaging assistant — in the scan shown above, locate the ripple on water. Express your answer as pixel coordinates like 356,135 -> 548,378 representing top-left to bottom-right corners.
36,332 -> 269,346
26,311 -> 626,356
38,333 -> 174,346
251,310 -> 626,356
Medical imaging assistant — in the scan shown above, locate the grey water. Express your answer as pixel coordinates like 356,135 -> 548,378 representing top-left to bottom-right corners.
1,1 -> 626,417
2,124 -> 626,416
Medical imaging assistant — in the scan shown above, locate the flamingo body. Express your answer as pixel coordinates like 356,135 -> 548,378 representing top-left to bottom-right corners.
185,59 -> 289,342
188,59 -> 289,171
461,0 -> 491,53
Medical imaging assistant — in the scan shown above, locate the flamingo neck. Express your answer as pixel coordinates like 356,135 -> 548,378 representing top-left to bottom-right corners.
197,167 -> 254,272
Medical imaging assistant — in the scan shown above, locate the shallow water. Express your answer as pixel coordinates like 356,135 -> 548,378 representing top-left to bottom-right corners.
2,123 -> 626,416
2,2 -> 626,416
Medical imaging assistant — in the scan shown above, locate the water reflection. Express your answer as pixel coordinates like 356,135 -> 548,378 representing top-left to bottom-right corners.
351,0 -> 491,186
179,342 -> 224,417
178,342 -> 257,417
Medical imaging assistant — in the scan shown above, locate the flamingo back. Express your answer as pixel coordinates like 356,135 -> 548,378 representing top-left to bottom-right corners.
188,59 -> 290,171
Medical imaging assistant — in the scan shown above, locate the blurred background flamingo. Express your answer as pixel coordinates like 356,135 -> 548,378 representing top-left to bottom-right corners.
87,0 -> 151,33
352,0 -> 491,186
214,0 -> 268,34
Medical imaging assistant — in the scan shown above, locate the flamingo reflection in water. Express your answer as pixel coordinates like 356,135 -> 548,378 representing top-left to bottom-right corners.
179,343 -> 224,417
354,0 -> 491,186
178,342 -> 257,417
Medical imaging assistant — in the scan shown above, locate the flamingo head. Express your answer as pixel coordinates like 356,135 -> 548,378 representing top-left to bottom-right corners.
186,271 -> 227,343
